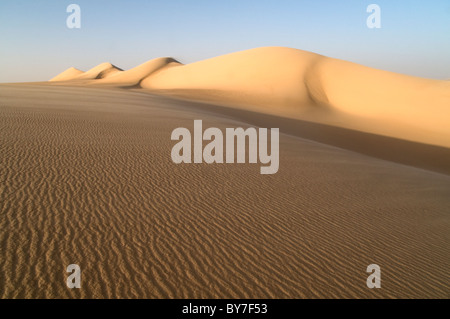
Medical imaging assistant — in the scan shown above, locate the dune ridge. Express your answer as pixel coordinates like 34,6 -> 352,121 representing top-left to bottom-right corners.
48,47 -> 450,148
76,62 -> 123,80
97,57 -> 182,86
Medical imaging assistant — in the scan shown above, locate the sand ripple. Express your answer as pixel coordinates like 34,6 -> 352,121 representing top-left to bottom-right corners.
1,84 -> 449,298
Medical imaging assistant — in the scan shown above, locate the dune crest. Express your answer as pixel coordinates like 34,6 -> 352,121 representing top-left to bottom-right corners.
76,62 -> 123,80
98,57 -> 182,86
50,63 -> 122,82
49,67 -> 84,81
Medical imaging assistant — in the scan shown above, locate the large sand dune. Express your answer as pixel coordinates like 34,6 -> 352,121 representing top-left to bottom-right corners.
50,47 -> 450,148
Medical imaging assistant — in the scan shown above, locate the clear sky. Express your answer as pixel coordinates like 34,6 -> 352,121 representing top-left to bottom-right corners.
0,0 -> 449,82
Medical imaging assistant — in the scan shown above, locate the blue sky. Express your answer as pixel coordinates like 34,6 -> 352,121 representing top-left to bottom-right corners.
0,0 -> 449,82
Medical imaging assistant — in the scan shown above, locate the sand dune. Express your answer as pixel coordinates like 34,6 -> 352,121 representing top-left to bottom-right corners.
75,62 -> 123,80
50,63 -> 123,82
49,67 -> 84,81
141,47 -> 450,147
97,57 -> 182,86
141,47 -> 322,111
49,47 -> 450,148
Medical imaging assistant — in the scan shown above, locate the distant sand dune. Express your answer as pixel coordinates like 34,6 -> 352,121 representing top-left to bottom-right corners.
49,63 -> 122,82
49,67 -> 84,81
75,62 -> 123,80
97,57 -> 182,86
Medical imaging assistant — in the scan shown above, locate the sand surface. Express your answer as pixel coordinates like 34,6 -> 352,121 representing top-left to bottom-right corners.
1,82 -> 449,298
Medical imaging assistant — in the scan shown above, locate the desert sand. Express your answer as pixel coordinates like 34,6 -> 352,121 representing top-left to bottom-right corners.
1,47 -> 449,298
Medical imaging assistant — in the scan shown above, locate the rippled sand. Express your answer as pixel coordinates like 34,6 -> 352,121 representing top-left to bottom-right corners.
1,84 -> 449,298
